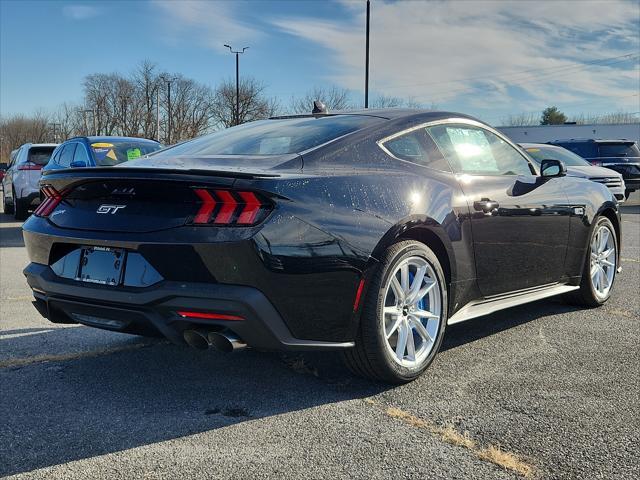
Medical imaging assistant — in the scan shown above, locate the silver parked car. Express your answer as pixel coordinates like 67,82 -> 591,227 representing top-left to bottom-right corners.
2,143 -> 57,220
520,143 -> 626,202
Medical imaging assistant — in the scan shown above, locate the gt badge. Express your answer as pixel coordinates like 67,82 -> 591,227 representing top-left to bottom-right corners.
97,204 -> 126,214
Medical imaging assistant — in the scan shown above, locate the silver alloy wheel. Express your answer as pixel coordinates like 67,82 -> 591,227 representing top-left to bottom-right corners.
381,256 -> 441,367
590,225 -> 616,299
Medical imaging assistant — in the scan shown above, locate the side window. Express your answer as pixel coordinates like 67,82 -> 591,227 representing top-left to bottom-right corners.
59,143 -> 76,167
426,125 -> 533,176
50,147 -> 61,164
73,144 -> 90,166
382,128 -> 452,172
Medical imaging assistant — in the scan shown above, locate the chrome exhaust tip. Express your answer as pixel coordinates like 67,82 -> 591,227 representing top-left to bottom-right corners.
183,329 -> 210,350
208,331 -> 247,353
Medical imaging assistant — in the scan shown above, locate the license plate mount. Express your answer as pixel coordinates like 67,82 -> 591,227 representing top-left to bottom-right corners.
76,247 -> 126,286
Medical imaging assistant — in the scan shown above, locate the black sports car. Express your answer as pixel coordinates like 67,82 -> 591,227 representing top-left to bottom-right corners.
22,109 -> 621,383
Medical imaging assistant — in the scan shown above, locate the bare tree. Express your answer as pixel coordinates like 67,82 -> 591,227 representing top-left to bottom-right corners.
133,61 -> 162,140
501,112 -> 539,126
211,77 -> 278,128
289,86 -> 352,114
169,76 -> 216,141
370,95 -> 425,109
570,111 -> 640,125
0,112 -> 52,162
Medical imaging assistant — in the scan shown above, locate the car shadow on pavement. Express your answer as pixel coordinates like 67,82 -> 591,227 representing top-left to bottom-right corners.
0,296 -> 584,477
0,328 -> 385,477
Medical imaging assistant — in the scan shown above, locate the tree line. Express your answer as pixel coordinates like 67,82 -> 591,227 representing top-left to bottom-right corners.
502,106 -> 639,126
2,60 -> 636,161
0,60 -> 433,161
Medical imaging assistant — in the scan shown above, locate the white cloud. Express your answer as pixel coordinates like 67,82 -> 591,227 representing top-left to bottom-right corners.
271,0 -> 640,114
152,0 -> 263,52
62,4 -> 100,20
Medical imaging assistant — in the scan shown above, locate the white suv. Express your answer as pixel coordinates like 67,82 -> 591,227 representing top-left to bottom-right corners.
2,143 -> 57,220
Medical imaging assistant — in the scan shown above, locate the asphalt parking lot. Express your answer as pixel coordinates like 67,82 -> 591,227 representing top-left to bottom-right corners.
1,194 -> 638,480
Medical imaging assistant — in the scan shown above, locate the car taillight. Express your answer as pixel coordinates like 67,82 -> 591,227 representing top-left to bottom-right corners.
34,186 -> 64,217
18,162 -> 42,171
191,189 -> 272,226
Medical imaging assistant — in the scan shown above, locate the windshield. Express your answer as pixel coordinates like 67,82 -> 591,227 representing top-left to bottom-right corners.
28,146 -> 56,165
91,140 -> 161,166
152,115 -> 383,158
598,143 -> 640,158
524,146 -> 590,166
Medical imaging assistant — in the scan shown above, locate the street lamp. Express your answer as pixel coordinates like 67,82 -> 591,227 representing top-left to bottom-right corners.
160,75 -> 178,144
81,109 -> 96,135
224,44 -> 249,126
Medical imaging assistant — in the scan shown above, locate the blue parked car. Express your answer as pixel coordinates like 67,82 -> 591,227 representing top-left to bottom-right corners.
44,136 -> 162,171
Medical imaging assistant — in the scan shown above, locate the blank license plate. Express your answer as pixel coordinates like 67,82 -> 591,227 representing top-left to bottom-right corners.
77,247 -> 125,286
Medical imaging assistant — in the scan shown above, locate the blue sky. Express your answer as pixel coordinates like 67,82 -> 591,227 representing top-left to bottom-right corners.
1,0 -> 639,125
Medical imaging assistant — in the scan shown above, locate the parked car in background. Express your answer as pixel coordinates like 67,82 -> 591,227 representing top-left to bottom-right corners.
2,143 -> 57,219
520,143 -> 625,202
23,110 -> 621,383
547,139 -> 639,199
44,136 -> 162,172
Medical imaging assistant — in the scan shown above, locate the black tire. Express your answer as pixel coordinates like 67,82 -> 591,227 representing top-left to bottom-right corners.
2,191 -> 14,214
342,240 -> 448,384
13,189 -> 29,221
564,216 -> 617,307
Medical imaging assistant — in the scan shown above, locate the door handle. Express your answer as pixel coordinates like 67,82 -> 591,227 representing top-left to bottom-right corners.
473,198 -> 500,212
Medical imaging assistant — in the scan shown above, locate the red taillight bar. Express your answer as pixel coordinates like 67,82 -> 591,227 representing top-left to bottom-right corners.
352,278 -> 366,312
34,185 -> 64,217
192,189 -> 271,226
18,162 -> 42,171
213,190 -> 237,224
193,189 -> 217,223
177,311 -> 244,321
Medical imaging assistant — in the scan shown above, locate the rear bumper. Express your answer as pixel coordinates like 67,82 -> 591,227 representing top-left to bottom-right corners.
23,262 -> 354,351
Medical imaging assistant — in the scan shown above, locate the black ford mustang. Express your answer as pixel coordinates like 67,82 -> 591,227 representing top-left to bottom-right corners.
23,109 -> 621,383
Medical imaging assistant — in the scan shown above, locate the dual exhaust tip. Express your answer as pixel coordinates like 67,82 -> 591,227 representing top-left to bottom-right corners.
183,329 -> 246,353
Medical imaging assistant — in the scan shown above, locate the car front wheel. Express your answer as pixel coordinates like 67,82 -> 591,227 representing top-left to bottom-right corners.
342,240 -> 447,383
565,216 -> 618,307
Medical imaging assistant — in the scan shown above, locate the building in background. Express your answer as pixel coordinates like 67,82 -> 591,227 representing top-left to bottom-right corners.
497,124 -> 640,144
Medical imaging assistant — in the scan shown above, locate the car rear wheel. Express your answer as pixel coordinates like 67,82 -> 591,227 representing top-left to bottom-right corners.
342,240 -> 447,383
565,216 -> 617,307
3,190 -> 14,214
12,189 -> 28,221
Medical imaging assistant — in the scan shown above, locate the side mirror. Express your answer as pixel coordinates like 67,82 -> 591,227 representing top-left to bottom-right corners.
540,159 -> 567,177
70,161 -> 87,168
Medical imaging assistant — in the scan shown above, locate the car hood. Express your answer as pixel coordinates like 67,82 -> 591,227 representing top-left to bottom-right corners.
566,165 -> 623,179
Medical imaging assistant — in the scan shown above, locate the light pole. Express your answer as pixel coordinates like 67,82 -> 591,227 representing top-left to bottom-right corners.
81,109 -> 95,135
160,75 -> 178,144
51,123 -> 61,143
224,44 -> 249,126
365,0 -> 370,108
156,87 -> 161,142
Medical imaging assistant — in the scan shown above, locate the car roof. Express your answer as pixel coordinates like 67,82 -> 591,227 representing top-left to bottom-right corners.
520,143 -> 562,149
22,143 -> 58,148
549,138 -> 634,144
271,108 -> 480,122
66,136 -> 160,144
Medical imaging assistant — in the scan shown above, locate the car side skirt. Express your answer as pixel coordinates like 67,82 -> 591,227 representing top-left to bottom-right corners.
448,283 -> 579,325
